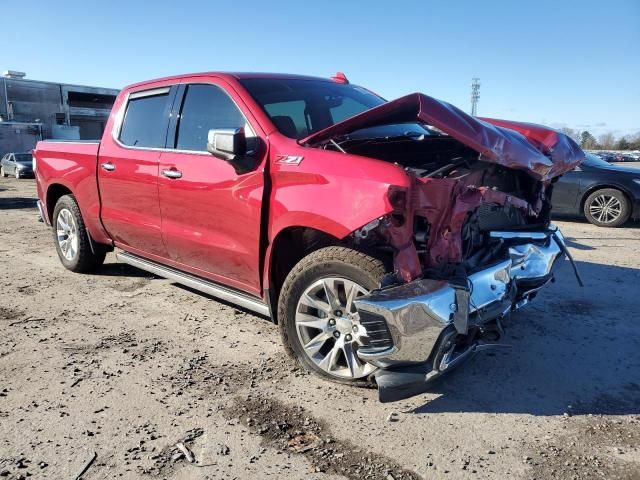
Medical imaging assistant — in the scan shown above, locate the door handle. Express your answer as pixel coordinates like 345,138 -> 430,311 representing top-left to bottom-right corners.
161,168 -> 183,179
101,162 -> 116,172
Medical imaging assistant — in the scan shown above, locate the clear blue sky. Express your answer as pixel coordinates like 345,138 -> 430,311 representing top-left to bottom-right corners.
5,0 -> 639,137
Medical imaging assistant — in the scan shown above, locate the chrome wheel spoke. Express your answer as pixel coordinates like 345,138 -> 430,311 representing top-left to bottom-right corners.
300,292 -> 331,316
344,282 -> 359,313
295,276 -> 375,379
56,208 -> 78,261
303,331 -> 331,356
317,343 -> 341,372
68,239 -> 77,259
598,209 -> 606,222
296,312 -> 330,330
322,279 -> 341,311
591,195 -> 622,223
342,341 -> 360,378
57,216 -> 68,231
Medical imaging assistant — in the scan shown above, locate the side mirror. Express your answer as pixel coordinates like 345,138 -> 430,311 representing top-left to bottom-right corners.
207,128 -> 247,162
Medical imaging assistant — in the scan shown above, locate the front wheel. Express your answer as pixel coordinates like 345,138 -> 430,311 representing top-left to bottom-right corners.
14,169 -> 20,179
52,195 -> 106,272
583,188 -> 631,227
277,247 -> 386,385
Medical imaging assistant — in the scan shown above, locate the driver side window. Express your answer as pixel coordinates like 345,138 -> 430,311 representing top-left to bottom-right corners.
175,84 -> 256,153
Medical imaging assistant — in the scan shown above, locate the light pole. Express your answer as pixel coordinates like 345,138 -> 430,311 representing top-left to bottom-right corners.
471,78 -> 480,116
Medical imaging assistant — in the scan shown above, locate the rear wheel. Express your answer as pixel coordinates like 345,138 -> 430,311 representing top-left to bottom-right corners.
52,195 -> 106,272
277,247 -> 386,385
583,188 -> 630,227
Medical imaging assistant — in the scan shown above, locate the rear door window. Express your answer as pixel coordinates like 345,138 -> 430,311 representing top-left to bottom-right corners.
119,88 -> 171,148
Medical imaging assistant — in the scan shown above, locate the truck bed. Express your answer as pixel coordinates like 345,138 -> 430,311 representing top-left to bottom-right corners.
34,140 -> 108,243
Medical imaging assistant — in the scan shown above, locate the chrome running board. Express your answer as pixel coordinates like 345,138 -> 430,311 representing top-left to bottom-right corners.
116,251 -> 270,317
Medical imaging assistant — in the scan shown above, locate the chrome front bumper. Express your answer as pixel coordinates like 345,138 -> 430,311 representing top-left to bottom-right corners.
354,229 -> 567,401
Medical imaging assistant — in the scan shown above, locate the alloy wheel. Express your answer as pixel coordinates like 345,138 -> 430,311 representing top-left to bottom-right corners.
56,208 -> 79,261
295,277 -> 375,379
589,194 -> 622,224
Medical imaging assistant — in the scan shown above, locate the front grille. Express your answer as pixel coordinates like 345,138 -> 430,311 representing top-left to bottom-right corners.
358,311 -> 394,351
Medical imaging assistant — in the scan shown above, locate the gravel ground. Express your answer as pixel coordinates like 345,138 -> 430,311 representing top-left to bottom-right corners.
1,177 -> 639,480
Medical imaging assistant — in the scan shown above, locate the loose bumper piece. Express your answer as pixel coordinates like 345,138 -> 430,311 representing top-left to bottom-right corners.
354,230 -> 567,402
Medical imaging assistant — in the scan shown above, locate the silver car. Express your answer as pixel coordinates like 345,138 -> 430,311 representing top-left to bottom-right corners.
1,152 -> 34,179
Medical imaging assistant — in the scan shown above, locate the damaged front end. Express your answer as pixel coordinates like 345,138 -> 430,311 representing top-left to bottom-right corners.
304,92 -> 585,402
354,229 -> 567,402
350,173 -> 579,402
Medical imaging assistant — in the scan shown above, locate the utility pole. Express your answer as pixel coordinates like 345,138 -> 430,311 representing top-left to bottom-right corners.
470,77 -> 480,116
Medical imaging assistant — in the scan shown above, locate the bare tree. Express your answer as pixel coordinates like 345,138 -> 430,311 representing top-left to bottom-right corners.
598,132 -> 616,150
559,127 -> 580,143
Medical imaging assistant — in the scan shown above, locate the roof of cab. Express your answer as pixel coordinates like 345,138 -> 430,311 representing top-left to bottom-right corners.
125,72 -> 333,90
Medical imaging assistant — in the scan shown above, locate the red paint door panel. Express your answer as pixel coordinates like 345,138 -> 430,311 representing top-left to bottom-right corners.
98,146 -> 165,256
97,86 -> 175,258
158,151 -> 264,294
157,81 -> 265,295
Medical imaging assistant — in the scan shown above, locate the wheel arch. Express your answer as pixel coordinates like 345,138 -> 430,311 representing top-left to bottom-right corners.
46,183 -> 74,224
265,225 -> 342,322
579,183 -> 633,215
264,219 -> 394,323
45,182 -> 113,249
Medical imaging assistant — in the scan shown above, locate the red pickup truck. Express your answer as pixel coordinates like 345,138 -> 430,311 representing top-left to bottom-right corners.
34,72 -> 584,402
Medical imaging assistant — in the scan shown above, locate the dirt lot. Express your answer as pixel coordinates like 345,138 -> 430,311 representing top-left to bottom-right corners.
1,177 -> 639,480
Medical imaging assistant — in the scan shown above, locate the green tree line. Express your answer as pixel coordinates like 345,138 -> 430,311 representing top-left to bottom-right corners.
559,127 -> 640,151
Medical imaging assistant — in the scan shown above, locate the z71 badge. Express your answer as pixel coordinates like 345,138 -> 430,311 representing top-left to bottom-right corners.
275,155 -> 304,165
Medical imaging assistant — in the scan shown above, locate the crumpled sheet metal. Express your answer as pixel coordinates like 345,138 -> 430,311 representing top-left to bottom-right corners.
384,173 -> 536,283
302,93 -> 585,182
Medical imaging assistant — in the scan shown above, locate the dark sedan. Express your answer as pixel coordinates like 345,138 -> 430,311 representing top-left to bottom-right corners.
552,153 -> 640,227
1,152 -> 34,179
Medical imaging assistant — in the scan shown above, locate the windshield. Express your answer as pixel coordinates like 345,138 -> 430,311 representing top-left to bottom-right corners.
583,153 -> 612,168
240,78 -> 385,139
14,154 -> 32,164
340,123 -> 443,141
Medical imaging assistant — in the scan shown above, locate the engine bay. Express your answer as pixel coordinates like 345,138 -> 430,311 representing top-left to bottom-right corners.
335,126 -> 555,283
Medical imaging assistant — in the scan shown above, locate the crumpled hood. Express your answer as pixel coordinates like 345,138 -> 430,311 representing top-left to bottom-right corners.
301,92 -> 585,181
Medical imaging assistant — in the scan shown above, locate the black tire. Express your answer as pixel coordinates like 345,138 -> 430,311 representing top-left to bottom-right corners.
583,188 -> 631,227
277,246 -> 386,386
52,195 -> 106,272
